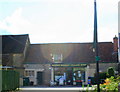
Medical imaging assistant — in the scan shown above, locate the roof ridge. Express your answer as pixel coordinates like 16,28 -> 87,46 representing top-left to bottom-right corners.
30,42 -> 112,45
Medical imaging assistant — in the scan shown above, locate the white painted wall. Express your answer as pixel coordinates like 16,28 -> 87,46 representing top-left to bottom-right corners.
24,64 -> 45,85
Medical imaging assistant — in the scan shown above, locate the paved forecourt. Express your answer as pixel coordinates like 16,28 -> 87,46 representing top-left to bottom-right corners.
19,87 -> 95,92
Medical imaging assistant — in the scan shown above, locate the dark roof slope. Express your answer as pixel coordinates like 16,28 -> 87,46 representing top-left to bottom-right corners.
25,42 -> 118,64
1,34 -> 29,54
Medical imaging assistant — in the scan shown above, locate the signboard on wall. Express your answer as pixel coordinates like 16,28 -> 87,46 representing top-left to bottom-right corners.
51,63 -> 87,67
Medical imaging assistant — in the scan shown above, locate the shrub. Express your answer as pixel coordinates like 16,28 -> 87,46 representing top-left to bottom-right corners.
99,76 -> 120,91
107,67 -> 115,77
93,72 -> 107,84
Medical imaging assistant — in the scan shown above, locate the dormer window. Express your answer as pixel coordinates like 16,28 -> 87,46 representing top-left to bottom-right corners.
51,53 -> 63,63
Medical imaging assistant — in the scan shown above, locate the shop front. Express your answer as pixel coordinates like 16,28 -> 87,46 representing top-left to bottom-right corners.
50,63 -> 87,86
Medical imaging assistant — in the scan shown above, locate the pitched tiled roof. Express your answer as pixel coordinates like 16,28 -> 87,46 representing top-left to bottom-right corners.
1,34 -> 29,54
25,42 -> 118,64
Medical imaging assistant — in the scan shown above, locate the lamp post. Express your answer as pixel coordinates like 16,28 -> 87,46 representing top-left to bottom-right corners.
93,0 -> 100,92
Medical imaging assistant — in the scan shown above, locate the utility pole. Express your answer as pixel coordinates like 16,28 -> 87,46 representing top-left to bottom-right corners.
93,0 -> 100,92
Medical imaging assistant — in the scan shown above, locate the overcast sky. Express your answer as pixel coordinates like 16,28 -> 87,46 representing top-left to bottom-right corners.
0,0 -> 119,43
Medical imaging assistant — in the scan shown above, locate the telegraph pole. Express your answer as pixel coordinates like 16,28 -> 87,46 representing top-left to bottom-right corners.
93,0 -> 100,92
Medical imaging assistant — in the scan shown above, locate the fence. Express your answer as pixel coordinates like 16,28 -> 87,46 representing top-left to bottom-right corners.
1,70 -> 19,91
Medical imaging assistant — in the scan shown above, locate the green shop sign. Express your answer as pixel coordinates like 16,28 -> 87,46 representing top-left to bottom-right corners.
51,63 -> 87,67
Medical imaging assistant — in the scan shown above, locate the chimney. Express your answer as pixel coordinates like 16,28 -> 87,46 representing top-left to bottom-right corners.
113,35 -> 118,52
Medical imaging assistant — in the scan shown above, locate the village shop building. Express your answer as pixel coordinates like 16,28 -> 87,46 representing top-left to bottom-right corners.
24,36 -> 118,86
1,34 -> 118,86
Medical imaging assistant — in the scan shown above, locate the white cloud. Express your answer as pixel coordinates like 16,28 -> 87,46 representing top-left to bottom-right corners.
0,8 -> 31,34
0,0 -> 118,43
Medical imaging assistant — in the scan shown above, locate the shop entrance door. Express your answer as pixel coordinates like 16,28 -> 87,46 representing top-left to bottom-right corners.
37,71 -> 43,85
66,68 -> 73,85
